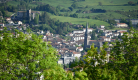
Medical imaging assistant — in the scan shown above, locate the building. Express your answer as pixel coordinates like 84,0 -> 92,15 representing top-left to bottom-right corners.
115,23 -> 128,28
100,25 -> 105,28
18,21 -> 22,25
84,23 -> 90,50
83,23 -> 106,50
0,23 -> 4,27
17,9 -> 40,21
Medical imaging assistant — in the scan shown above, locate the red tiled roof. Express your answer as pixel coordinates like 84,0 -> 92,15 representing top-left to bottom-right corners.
73,52 -> 80,54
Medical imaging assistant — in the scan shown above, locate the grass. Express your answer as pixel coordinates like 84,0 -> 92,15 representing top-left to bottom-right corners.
8,1 -> 19,6
40,0 -> 73,8
7,0 -> 138,27
50,15 -> 110,26
39,0 -> 138,21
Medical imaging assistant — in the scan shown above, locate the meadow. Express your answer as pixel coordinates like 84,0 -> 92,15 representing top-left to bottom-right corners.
38,0 -> 138,21
50,15 -> 110,26
8,0 -> 138,28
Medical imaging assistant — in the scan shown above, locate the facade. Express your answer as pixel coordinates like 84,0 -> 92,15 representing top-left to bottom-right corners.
83,28 -> 93,33
59,57 -> 75,65
17,11 -> 27,18
0,23 -> 4,27
115,23 -> 128,28
100,25 -> 105,28
18,21 -> 22,25
17,9 -> 40,20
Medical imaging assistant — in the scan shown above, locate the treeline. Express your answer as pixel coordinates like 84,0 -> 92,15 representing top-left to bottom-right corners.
34,4 -> 57,15
0,2 -> 17,17
115,10 -> 138,18
127,1 -> 138,6
72,0 -> 85,2
90,8 -> 106,13
31,11 -> 76,35
13,0 -> 42,3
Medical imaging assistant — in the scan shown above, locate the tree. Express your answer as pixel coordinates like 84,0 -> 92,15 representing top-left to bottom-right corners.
120,19 -> 127,23
108,20 -> 117,25
71,2 -> 78,9
110,25 -> 115,29
41,11 -> 50,24
0,30 -> 58,79
0,11 -> 3,16
99,2 -> 102,6
34,13 -> 39,24
80,28 -> 138,79
91,30 -> 96,40
128,20 -> 133,27
70,13 -> 78,18
128,1 -> 134,5
69,7 -> 74,11
1,10 -> 7,17
69,57 -> 80,68
136,23 -> 138,27
58,28 -> 63,35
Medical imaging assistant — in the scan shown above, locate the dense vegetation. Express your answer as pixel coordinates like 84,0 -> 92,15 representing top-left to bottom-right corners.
1,27 -> 138,79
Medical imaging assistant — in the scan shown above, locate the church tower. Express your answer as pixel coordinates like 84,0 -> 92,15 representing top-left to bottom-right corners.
84,22 -> 88,50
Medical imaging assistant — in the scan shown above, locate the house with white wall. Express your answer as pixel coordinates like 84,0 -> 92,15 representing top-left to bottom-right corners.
73,52 -> 81,58
18,21 -> 22,25
0,23 -> 4,27
83,28 -> 93,33
100,25 -> 105,28
115,23 -> 128,28
76,47 -> 83,52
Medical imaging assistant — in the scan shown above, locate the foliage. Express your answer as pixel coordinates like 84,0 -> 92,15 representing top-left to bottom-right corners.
91,8 -> 106,13
136,23 -> 138,27
120,19 -> 133,27
80,28 -> 138,80
110,25 -> 115,29
34,13 -> 39,24
69,57 -> 80,68
71,2 -> 78,9
70,13 -> 78,18
128,1 -> 134,6
108,20 -> 117,25
44,66 -> 68,80
35,11 -> 75,35
98,2 -> 102,6
0,30 -> 58,79
91,30 -> 97,40
35,4 -> 57,15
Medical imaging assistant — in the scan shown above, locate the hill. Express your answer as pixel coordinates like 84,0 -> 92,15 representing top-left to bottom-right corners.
50,15 -> 109,26
6,0 -> 138,27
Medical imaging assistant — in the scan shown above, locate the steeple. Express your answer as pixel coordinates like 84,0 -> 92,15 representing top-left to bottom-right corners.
86,22 -> 88,34
84,22 -> 88,50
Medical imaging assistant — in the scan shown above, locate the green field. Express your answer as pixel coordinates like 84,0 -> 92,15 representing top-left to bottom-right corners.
8,0 -> 138,28
50,15 -> 110,26
38,0 -> 138,22
39,0 -> 138,11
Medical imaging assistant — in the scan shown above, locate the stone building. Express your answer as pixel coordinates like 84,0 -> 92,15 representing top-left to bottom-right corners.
17,9 -> 40,21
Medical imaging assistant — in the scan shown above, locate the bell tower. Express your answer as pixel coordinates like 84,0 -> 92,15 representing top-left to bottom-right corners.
84,22 -> 88,50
